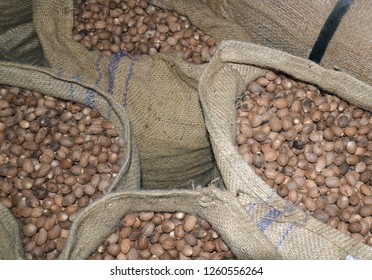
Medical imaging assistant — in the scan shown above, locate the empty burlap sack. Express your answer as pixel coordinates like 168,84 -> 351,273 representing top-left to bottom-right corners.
59,186 -> 281,259
199,41 -> 372,259
207,0 -> 372,86
0,61 -> 140,259
0,0 -> 46,66
32,0 -> 251,189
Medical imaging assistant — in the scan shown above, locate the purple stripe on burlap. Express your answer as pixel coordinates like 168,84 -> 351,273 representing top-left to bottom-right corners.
69,83 -> 75,101
95,55 -> 103,87
257,209 -> 282,233
96,55 -> 114,119
275,202 -> 310,250
73,74 -> 82,83
246,201 -> 259,215
123,60 -> 136,108
108,51 -> 129,94
85,88 -> 96,108
71,74 -> 95,108
275,222 -> 296,250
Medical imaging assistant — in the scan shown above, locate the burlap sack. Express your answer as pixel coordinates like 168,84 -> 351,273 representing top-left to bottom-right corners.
206,0 -> 372,86
0,61 -> 140,259
0,0 -> 46,66
199,41 -> 372,259
32,0 -> 251,189
0,204 -> 24,260
59,185 -> 281,260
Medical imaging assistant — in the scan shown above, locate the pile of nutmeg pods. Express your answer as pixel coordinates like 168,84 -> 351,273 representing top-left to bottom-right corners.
236,71 -> 372,246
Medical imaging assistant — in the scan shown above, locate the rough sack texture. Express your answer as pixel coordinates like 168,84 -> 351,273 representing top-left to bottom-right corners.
59,186 -> 281,260
0,204 -> 24,260
0,0 -> 46,66
199,41 -> 372,259
32,0 -> 252,189
207,0 -> 372,86
0,61 -> 141,259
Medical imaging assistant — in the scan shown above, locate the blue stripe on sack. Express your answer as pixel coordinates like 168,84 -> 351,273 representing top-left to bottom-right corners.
73,75 -> 82,83
275,222 -> 296,250
257,209 -> 282,233
108,51 -> 129,94
283,201 -> 296,215
95,55 -> 103,87
69,83 -> 75,101
70,75 -> 83,101
275,202 -> 313,250
85,89 -> 96,108
123,60 -> 136,108
246,202 -> 259,214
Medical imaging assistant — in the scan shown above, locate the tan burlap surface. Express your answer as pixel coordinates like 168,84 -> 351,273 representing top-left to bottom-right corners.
207,0 -> 372,86
0,204 -> 24,260
0,0 -> 46,65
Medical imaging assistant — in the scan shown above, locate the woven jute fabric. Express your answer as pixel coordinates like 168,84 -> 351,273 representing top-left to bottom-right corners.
0,204 -> 24,260
59,186 -> 281,260
0,61 -> 141,259
207,0 -> 372,86
199,41 -> 372,259
32,0 -> 252,189
0,0 -> 46,66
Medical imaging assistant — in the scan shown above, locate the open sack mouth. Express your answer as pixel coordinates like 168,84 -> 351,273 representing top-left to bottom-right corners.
199,41 -> 372,260
72,0 -> 217,64
236,70 -> 372,247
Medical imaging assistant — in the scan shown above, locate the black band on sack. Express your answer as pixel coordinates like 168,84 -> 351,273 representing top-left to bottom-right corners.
308,0 -> 354,63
